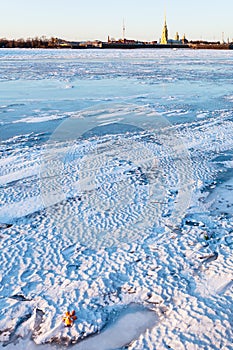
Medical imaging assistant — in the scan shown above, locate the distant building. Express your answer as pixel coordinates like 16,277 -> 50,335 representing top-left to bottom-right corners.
161,16 -> 168,44
175,32 -> 179,41
160,16 -> 188,45
181,34 -> 188,44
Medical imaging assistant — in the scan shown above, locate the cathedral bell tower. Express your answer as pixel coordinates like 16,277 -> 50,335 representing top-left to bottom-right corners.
161,16 -> 168,44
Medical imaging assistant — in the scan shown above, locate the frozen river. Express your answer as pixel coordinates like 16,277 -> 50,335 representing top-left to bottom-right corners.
0,49 -> 233,349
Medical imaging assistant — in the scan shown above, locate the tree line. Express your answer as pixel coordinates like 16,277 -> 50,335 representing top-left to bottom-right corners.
0,37 -> 67,48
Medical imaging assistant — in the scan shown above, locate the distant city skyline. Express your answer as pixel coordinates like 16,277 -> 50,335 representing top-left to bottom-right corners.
1,0 -> 233,42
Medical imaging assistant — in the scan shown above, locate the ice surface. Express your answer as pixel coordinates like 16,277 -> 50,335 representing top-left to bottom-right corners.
73,304 -> 157,350
0,49 -> 233,350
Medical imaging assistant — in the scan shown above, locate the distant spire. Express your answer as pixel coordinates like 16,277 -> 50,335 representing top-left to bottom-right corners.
222,32 -> 225,43
161,13 -> 168,44
175,32 -> 179,41
123,19 -> 126,40
164,1 -> 167,24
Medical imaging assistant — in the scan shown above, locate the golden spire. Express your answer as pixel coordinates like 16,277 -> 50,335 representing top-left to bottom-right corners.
161,13 -> 168,44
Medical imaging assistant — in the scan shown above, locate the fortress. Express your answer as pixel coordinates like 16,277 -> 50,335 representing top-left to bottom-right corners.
160,16 -> 187,45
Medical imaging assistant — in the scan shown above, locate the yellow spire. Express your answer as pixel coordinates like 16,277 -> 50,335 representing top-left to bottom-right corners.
164,2 -> 167,25
161,14 -> 168,44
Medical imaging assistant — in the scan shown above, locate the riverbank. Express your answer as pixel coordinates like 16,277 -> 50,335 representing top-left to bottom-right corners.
1,40 -> 232,50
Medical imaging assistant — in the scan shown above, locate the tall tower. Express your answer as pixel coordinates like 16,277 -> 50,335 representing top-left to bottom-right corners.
123,19 -> 126,41
161,16 -> 168,44
175,32 -> 179,41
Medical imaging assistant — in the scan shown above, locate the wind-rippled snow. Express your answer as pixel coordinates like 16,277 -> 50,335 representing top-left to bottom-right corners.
0,49 -> 233,350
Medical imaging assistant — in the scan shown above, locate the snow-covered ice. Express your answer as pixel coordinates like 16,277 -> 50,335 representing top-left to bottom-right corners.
0,48 -> 233,350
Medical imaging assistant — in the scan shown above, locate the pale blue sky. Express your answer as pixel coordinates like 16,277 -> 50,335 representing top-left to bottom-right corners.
1,0 -> 233,42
